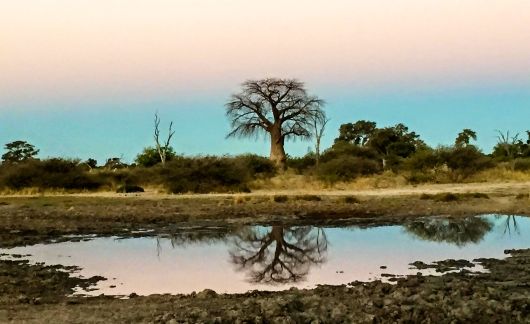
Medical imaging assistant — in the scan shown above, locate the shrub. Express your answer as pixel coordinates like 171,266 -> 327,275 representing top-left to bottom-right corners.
159,156 -> 252,194
295,195 -> 322,202
317,156 -> 380,183
116,185 -> 145,193
464,192 -> 489,199
235,154 -> 276,177
434,193 -> 459,202
135,147 -> 176,167
321,142 -> 379,163
516,193 -> 529,200
272,195 -> 289,203
287,153 -> 316,174
406,172 -> 436,185
442,146 -> 492,181
419,193 -> 432,200
404,149 -> 440,171
514,158 -> 530,171
342,196 -> 360,204
0,159 -> 106,191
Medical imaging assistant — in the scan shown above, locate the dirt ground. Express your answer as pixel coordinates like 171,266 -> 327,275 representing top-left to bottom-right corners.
0,182 -> 529,323
0,181 -> 529,248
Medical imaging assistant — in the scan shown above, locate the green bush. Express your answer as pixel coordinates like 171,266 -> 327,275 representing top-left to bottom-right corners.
321,142 -> 379,163
135,147 -> 177,167
287,153 -> 316,174
157,156 -> 252,193
317,156 -> 380,183
404,149 -> 440,171
0,159 -> 106,190
406,172 -> 436,184
235,154 -> 276,177
442,146 -> 492,181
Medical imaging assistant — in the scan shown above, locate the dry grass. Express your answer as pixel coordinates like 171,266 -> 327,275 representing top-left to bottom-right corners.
250,170 -> 407,192
0,167 -> 528,197
0,187 -> 75,196
250,171 -> 327,191
332,172 -> 408,190
469,167 -> 530,183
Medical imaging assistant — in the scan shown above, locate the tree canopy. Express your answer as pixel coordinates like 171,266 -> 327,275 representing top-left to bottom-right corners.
226,78 -> 325,168
1,141 -> 39,164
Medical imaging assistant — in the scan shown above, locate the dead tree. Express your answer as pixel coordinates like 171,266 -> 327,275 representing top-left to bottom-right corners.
311,112 -> 329,168
154,112 -> 175,166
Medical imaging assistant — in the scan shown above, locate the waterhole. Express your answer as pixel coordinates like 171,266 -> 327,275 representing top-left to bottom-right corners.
1,214 -> 528,296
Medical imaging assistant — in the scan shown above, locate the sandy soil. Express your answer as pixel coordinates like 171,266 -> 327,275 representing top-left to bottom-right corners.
3,180 -> 530,199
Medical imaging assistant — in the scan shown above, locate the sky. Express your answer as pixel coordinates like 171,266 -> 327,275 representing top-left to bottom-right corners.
1,0 -> 529,163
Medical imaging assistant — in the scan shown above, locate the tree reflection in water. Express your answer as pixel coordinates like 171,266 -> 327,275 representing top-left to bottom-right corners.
404,217 -> 493,247
497,215 -> 520,237
229,226 -> 328,284
156,227 -> 234,257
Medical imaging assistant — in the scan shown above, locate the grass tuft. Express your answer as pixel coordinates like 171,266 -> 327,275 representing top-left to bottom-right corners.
294,195 -> 322,202
342,196 -> 361,204
272,195 -> 289,203
516,193 -> 529,200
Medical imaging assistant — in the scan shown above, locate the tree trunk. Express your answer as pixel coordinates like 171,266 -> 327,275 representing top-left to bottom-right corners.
315,137 -> 321,168
270,127 -> 287,170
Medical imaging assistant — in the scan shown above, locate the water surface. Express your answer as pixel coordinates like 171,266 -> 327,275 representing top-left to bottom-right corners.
1,215 -> 528,296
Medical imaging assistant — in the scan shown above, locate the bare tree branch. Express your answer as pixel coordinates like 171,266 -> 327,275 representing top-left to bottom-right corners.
154,112 -> 175,166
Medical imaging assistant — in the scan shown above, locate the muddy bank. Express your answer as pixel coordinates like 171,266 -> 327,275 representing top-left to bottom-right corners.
1,249 -> 529,323
0,256 -> 105,306
0,191 -> 528,247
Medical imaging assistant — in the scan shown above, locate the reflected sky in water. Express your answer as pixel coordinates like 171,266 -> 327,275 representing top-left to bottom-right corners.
1,215 -> 529,296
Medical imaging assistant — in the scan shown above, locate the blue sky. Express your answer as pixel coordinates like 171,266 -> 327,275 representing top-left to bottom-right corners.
1,82 -> 528,164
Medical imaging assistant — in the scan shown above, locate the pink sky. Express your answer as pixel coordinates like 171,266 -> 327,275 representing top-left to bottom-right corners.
2,0 -> 530,103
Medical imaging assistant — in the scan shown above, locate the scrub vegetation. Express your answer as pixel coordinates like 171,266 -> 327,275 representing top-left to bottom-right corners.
1,124 -> 528,195
0,79 -> 529,195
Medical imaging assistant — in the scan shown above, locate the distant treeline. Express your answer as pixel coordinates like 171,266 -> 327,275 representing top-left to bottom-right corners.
0,121 -> 529,193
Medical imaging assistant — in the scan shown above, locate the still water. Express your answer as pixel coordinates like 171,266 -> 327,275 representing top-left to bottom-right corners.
2,215 -> 529,296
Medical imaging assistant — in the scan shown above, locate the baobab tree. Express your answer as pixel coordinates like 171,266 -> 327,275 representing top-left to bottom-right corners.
226,78 -> 325,169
